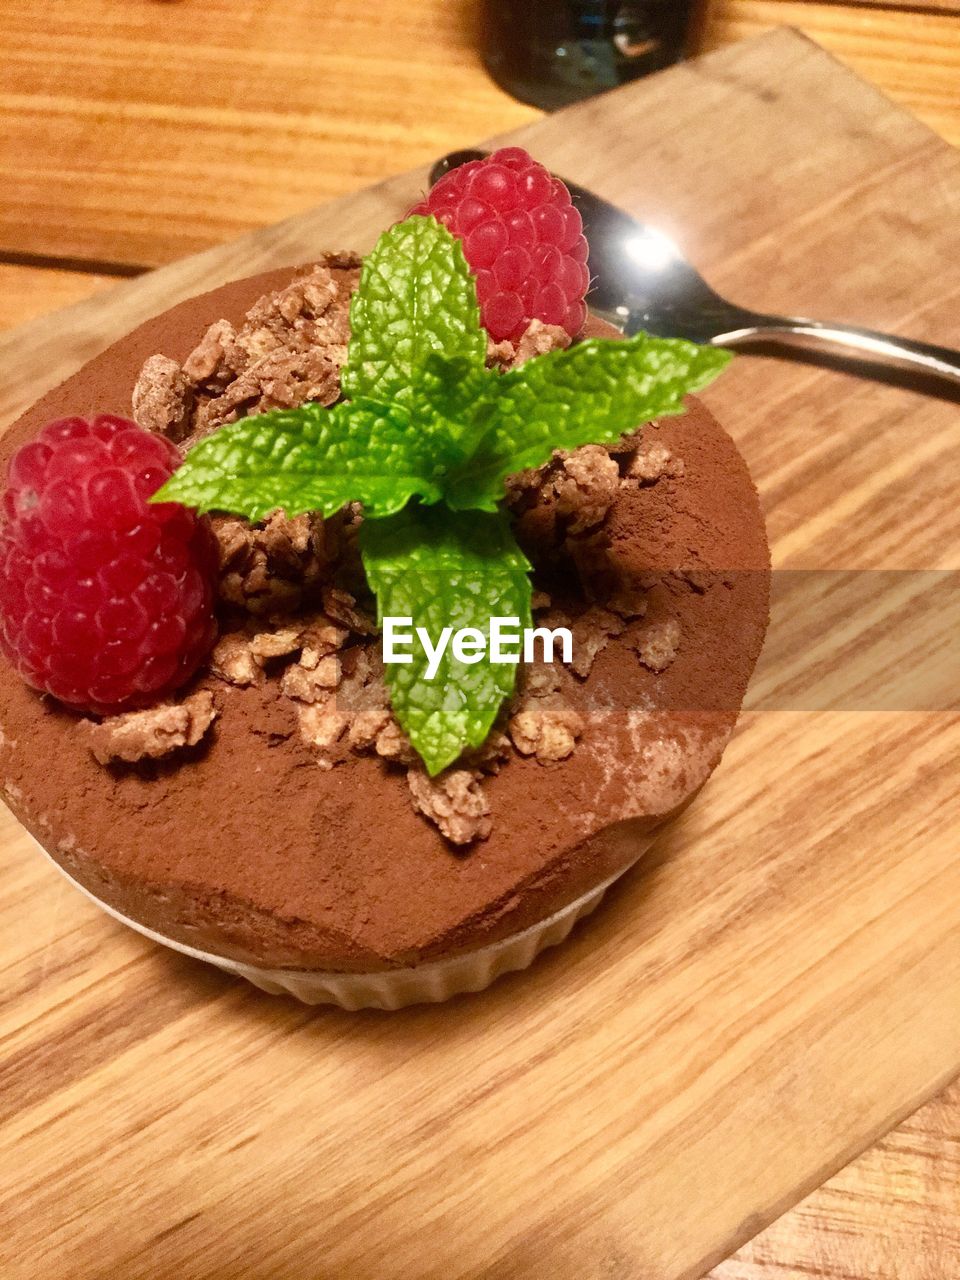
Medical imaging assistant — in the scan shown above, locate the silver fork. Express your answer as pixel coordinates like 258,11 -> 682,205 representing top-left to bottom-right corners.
431,150 -> 960,387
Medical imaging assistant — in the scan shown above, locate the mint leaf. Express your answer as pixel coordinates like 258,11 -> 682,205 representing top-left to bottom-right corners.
154,399 -> 446,522
413,353 -> 496,439
443,333 -> 732,510
342,216 -> 487,408
361,505 -> 532,776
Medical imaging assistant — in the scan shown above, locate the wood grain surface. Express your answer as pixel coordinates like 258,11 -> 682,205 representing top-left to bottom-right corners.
1,0 -> 958,276
0,263 -> 117,332
712,1086 -> 960,1278
1,25 -> 958,1280
699,0 -> 960,147
817,0 -> 960,11
860,0 -> 960,9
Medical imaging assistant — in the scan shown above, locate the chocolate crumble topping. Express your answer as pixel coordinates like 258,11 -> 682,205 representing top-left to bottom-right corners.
626,438 -> 684,483
80,692 -> 217,765
508,660 -> 584,763
406,769 -> 493,846
568,606 -> 626,679
131,254 -> 361,448
552,444 -> 621,535
132,354 -> 193,442
633,617 -> 682,673
123,266 -> 692,845
486,319 -> 572,371
213,508 -> 359,616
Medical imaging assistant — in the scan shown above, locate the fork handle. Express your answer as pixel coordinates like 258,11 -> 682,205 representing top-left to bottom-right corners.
711,315 -> 960,386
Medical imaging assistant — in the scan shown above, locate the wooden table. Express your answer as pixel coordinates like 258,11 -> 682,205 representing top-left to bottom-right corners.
0,4 -> 958,1277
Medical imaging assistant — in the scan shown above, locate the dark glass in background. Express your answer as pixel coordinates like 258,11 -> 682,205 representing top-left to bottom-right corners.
481,0 -> 700,110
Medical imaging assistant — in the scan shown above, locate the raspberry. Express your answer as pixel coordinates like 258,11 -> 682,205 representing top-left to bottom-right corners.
409,147 -> 590,343
0,415 -> 218,715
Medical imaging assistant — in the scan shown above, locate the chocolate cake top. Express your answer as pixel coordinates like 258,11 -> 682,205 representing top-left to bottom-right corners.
0,265 -> 769,971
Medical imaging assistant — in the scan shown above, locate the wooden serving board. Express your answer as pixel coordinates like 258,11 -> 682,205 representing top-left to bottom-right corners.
0,30 -> 958,1280
812,0 -> 960,10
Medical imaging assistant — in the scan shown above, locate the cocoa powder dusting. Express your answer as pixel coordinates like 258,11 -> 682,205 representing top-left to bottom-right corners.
0,274 -> 770,969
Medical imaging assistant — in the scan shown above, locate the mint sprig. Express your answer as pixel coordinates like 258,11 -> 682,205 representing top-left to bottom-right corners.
156,215 -> 732,775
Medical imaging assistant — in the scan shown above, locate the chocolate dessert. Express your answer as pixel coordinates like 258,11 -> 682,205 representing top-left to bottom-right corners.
0,150 -> 769,1000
